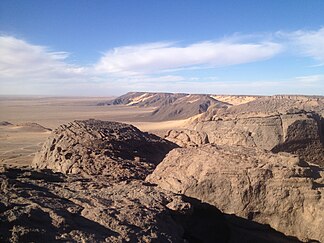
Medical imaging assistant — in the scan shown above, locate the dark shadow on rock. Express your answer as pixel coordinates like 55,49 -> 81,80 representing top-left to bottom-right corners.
170,195 -> 302,243
225,214 -> 301,243
2,167 -> 66,182
97,131 -> 179,165
271,116 -> 324,167
0,167 -> 119,242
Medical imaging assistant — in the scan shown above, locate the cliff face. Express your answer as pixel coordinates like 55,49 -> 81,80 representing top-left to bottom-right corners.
190,111 -> 324,166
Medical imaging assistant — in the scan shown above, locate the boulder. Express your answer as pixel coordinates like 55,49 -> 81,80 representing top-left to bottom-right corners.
147,144 -> 324,242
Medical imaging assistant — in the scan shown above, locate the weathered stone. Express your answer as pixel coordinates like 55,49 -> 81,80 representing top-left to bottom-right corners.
0,166 -> 301,243
32,120 -> 177,182
164,129 -> 209,147
189,97 -> 324,166
147,145 -> 324,242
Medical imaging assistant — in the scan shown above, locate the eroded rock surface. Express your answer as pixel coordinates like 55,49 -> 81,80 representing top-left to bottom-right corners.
32,120 -> 177,182
0,166 -> 301,243
0,166 -> 185,242
4,110 -> 323,242
164,129 -> 209,147
147,145 -> 324,242
188,96 -> 324,166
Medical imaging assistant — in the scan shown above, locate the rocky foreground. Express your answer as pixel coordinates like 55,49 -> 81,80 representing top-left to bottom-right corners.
1,166 -> 303,243
147,145 -> 324,242
1,120 -> 304,242
1,94 -> 324,242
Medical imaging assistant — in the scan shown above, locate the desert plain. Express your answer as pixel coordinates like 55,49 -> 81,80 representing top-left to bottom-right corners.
0,95 -> 188,166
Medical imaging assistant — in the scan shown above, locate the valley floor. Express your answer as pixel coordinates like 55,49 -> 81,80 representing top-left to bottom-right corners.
0,96 -> 186,166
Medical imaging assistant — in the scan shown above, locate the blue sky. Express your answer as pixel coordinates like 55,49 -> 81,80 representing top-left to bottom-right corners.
0,0 -> 324,95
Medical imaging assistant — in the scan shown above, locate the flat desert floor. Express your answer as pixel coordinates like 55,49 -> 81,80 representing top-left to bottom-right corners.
0,96 -> 186,166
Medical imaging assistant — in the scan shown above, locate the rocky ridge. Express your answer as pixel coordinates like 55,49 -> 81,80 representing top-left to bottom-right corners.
98,92 -> 229,121
0,121 -> 13,126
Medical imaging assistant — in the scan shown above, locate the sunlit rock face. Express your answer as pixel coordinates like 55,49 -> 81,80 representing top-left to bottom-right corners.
147,144 -> 324,242
189,96 -> 324,166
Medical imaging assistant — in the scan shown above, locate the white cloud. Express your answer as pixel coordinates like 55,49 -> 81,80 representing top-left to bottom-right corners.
95,40 -> 282,75
279,27 -> 324,64
1,32 -> 324,96
295,74 -> 324,85
0,36 -> 86,82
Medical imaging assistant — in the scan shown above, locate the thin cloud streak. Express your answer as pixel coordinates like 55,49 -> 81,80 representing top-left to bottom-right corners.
293,28 -> 324,63
278,27 -> 324,65
95,41 -> 282,75
295,74 -> 324,85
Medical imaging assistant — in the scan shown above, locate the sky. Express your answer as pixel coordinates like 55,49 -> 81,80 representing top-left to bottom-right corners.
0,0 -> 324,96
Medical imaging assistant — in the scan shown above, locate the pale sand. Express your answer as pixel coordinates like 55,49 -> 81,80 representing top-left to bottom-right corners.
0,126 -> 51,166
0,96 -> 155,128
0,96 -> 184,166
133,119 -> 188,132
210,95 -> 257,106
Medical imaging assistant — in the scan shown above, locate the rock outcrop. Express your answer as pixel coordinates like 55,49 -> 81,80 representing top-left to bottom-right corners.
0,166 -> 301,243
98,92 -> 187,107
149,94 -> 227,121
225,95 -> 324,116
4,94 -> 324,243
32,120 -> 177,182
0,166 -> 185,242
188,96 -> 324,166
147,144 -> 324,242
164,129 -> 209,147
15,122 -> 52,132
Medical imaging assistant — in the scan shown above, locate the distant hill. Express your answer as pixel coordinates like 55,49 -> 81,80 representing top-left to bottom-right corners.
97,92 -> 230,121
98,92 -> 187,107
98,92 -> 324,121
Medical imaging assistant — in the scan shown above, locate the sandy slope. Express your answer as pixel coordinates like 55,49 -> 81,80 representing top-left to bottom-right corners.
210,95 -> 258,105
